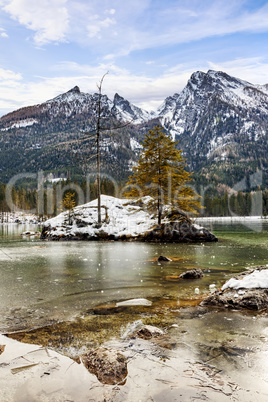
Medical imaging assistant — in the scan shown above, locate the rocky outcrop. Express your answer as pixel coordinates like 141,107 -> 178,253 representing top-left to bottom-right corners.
201,267 -> 268,310
81,347 -> 128,385
179,268 -> 204,279
201,288 -> 268,310
141,222 -> 218,243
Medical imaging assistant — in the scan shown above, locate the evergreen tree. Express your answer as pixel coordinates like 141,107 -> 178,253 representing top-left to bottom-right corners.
62,191 -> 76,224
124,125 -> 201,224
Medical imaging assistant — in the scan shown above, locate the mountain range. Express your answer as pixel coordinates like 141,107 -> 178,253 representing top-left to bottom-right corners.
0,70 -> 267,189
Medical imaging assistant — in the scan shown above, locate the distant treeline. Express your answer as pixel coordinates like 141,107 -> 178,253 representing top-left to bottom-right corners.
203,190 -> 268,217
0,180 -> 267,217
0,179 -> 117,216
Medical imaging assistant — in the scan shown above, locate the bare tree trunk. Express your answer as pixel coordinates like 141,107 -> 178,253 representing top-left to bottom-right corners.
96,72 -> 108,226
94,72 -> 130,226
96,87 -> 101,226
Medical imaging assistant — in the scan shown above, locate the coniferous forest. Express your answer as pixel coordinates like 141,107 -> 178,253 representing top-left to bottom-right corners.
0,179 -> 267,218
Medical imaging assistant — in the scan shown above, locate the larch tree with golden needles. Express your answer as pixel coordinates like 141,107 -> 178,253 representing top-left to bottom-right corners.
125,125 -> 201,225
62,191 -> 76,225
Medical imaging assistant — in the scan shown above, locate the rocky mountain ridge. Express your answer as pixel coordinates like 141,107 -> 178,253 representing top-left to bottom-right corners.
157,70 -> 268,171
0,70 -> 267,186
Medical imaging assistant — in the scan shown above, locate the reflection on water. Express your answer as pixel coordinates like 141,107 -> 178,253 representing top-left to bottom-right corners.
0,221 -> 267,332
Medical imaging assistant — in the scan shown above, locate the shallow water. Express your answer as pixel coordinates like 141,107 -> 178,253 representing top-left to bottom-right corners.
1,220 -> 267,401
0,221 -> 267,334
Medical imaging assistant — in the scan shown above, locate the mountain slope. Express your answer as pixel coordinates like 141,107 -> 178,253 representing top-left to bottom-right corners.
0,87 -> 154,182
158,70 -> 268,180
0,70 -> 267,188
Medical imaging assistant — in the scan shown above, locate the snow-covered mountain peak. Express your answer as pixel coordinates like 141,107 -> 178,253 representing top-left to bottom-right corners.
112,93 -> 154,124
158,69 -> 268,166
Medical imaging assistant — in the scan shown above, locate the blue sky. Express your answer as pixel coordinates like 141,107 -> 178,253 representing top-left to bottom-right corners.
1,0 -> 268,116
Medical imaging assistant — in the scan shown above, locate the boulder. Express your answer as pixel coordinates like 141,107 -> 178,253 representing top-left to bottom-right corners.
157,255 -> 172,262
136,325 -> 164,340
0,345 -> 5,355
179,268 -> 204,279
201,288 -> 268,310
81,347 -> 128,385
136,325 -> 177,349
201,267 -> 268,310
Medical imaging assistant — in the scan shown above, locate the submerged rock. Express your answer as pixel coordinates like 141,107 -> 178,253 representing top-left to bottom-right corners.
92,303 -> 124,315
136,325 -> 164,340
201,267 -> 268,310
81,347 -> 128,385
179,268 -> 204,279
135,325 -> 177,350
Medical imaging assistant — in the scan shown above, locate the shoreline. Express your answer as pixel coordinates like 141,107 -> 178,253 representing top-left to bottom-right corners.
1,306 -> 268,402
0,211 -> 267,226
195,215 -> 268,221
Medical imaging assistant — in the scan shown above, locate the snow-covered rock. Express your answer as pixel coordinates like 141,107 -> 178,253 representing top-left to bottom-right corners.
41,195 -> 155,240
222,269 -> 268,290
40,195 -> 217,242
201,266 -> 268,310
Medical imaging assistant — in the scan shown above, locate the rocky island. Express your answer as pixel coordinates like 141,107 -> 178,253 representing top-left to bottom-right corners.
40,195 -> 217,242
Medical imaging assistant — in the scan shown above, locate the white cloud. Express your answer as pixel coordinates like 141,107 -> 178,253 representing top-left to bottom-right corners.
105,9 -> 115,15
87,16 -> 116,39
1,55 -> 268,118
2,1 -> 268,54
120,1 -> 268,55
0,67 -> 22,81
208,58 -> 268,85
0,60 -> 194,116
3,0 -> 69,44
0,28 -> 8,38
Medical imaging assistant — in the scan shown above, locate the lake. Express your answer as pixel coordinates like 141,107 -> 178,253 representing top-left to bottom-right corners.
0,220 -> 268,399
0,219 -> 267,333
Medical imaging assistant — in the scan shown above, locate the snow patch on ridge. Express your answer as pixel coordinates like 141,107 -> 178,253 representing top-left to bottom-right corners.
1,118 -> 38,130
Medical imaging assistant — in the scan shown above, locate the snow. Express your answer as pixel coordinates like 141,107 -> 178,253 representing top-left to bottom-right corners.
43,195 -> 210,239
0,212 -> 41,224
222,268 -> 268,290
44,195 -> 157,238
159,69 -> 268,145
116,298 -> 152,307
1,118 -> 38,131
130,138 -> 142,151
